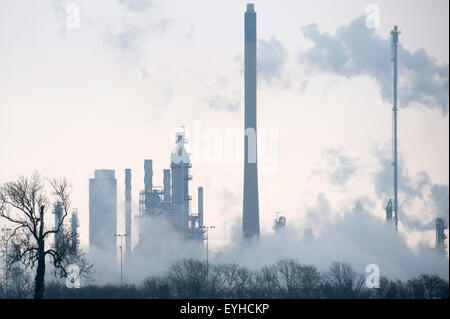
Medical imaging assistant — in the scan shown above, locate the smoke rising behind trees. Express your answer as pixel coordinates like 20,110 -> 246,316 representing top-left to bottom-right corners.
41,258 -> 449,299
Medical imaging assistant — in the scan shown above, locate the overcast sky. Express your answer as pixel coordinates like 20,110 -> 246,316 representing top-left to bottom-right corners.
0,0 -> 448,259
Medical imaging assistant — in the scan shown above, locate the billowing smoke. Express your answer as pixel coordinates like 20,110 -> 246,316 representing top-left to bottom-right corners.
373,147 -> 449,231
258,37 -> 288,86
211,198 -> 448,281
86,214 -> 204,285
233,36 -> 288,89
79,144 -> 445,285
431,184 -> 450,222
311,148 -> 357,187
208,94 -> 240,112
105,18 -> 172,55
84,190 -> 448,287
126,215 -> 204,280
299,16 -> 449,115
118,0 -> 153,12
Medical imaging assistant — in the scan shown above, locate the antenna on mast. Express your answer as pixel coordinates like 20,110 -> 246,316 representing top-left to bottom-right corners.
391,25 -> 400,232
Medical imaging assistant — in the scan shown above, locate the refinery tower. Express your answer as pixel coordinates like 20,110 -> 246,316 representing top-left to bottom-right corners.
242,3 -> 260,239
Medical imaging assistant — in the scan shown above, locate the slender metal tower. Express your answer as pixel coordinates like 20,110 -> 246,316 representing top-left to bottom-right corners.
114,233 -> 127,288
243,3 -> 260,239
391,26 -> 400,232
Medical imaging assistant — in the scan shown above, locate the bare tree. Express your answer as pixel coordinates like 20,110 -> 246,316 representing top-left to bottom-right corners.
0,173 -> 91,299
325,261 -> 365,298
275,258 -> 300,298
7,263 -> 33,298
273,259 -> 322,298
256,264 -> 280,298
205,264 -> 227,298
141,276 -> 172,298
416,274 -> 448,299
168,259 -> 207,298
212,262 -> 252,298
297,264 -> 322,298
407,277 -> 426,299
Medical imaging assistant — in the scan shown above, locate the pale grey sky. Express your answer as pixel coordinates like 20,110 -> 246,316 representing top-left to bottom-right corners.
0,0 -> 448,260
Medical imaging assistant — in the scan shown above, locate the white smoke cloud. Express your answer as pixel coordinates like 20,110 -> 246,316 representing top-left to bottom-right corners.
210,196 -> 448,281
233,36 -> 289,91
299,16 -> 449,115
86,214 -> 204,285
84,193 -> 448,287
208,94 -> 240,113
118,0 -> 153,12
258,37 -> 288,87
373,147 -> 449,231
310,148 -> 358,187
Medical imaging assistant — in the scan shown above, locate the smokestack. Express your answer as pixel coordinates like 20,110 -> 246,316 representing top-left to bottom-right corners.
53,202 -> 63,250
163,169 -> 171,202
435,218 -> 448,256
125,169 -> 132,256
71,208 -> 79,251
242,3 -> 260,239
198,186 -> 204,228
144,160 -> 153,193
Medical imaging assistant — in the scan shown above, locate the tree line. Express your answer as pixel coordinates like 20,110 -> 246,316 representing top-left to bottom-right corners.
2,258 -> 446,299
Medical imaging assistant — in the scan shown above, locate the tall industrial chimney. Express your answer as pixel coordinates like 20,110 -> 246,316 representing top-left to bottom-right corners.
125,169 -> 132,256
144,159 -> 153,217
242,3 -> 260,239
435,218 -> 448,256
71,208 -> 79,251
163,169 -> 171,203
144,160 -> 153,193
198,186 -> 204,229
53,202 -> 63,250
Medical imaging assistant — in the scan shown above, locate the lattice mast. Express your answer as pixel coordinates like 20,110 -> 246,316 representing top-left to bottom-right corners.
391,25 -> 400,232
